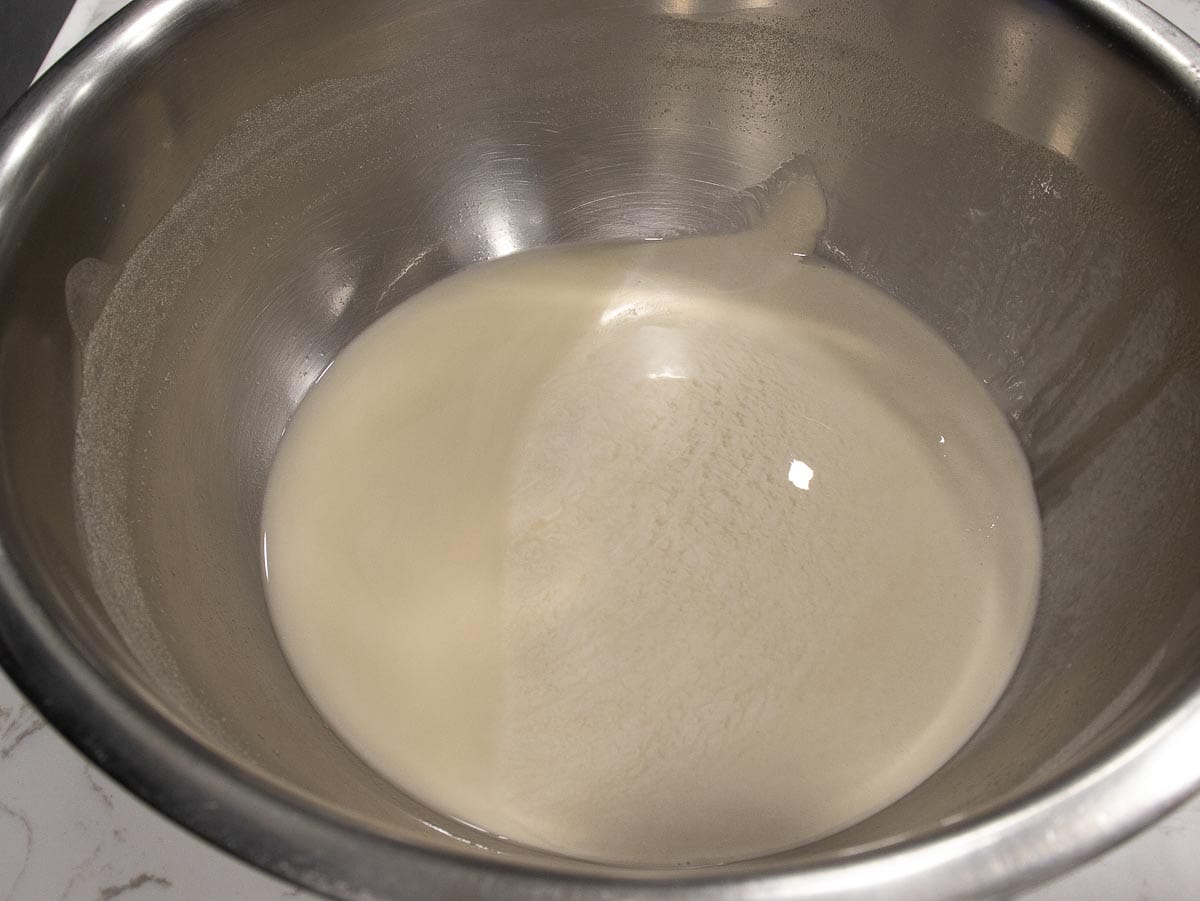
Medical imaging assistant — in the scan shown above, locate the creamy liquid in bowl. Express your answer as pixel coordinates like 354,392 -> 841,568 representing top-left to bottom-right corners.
261,171 -> 1041,866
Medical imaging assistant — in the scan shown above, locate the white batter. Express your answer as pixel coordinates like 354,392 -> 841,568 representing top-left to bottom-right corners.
261,181 -> 1041,867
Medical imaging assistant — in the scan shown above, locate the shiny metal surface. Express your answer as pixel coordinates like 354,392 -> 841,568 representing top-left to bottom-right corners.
0,0 -> 1199,898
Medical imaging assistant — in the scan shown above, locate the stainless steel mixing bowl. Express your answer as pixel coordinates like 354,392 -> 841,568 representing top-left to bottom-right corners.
1,0 -> 1199,897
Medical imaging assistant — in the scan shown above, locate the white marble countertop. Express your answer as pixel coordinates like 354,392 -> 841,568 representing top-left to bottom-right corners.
4,0 -> 1200,897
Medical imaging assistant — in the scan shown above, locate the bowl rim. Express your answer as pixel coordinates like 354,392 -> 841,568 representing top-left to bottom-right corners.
1,0 -> 1199,897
